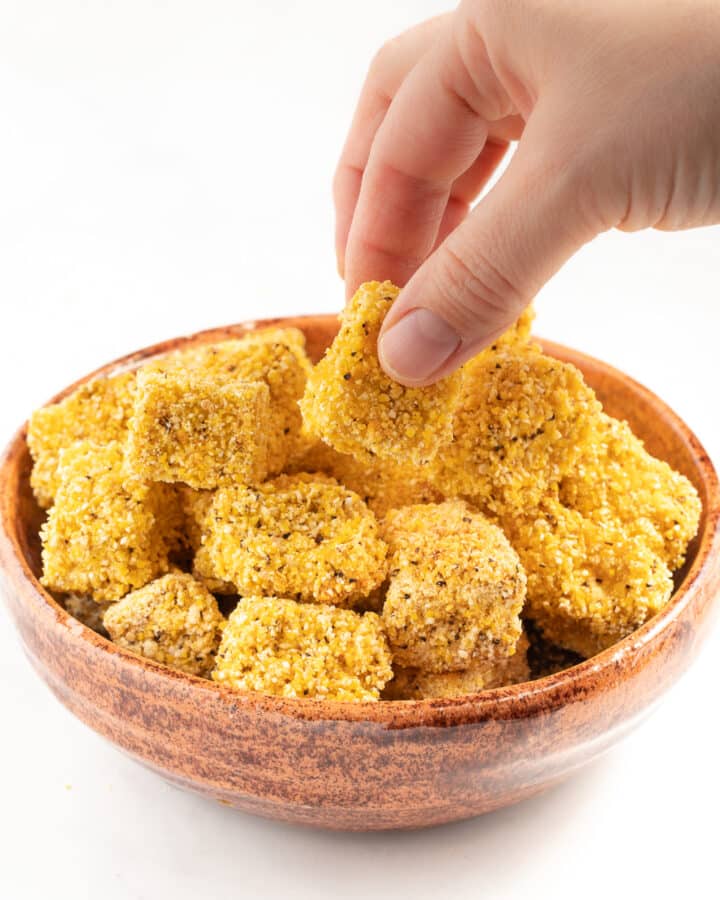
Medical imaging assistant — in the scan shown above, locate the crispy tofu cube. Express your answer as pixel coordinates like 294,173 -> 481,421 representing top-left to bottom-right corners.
300,281 -> 463,466
175,486 -> 238,595
383,632 -> 530,700
28,371 -> 136,508
212,596 -> 393,700
560,413 -> 701,571
147,326 -> 311,474
41,441 -> 173,602
176,485 -> 213,553
507,306 -> 535,345
381,501 -> 526,672
175,484 -> 235,597
286,435 -> 443,517
176,486 -> 237,595
103,573 -> 225,676
127,368 -> 271,489
488,305 -> 536,350
501,498 -> 674,658
430,345 -> 602,515
194,474 -> 387,606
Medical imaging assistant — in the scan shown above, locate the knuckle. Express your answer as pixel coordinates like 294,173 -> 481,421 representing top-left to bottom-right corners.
461,0 -> 522,35
451,4 -> 515,120
432,243 -> 526,336
332,162 -> 362,203
368,38 -> 399,77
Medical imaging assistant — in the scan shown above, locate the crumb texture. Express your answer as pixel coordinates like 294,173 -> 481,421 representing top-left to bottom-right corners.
212,596 -> 392,700
381,501 -> 527,672
127,368 -> 271,489
430,345 -> 602,514
194,473 -> 388,607
28,371 -> 136,508
103,573 -> 225,676
30,308 -> 702,695
300,281 -> 463,465
40,441 -> 174,602
501,498 -> 675,657
383,632 -> 530,700
145,326 -> 311,474
286,436 -> 443,517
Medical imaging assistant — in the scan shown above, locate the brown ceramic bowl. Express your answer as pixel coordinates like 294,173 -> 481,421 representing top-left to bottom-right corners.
1,316 -> 719,831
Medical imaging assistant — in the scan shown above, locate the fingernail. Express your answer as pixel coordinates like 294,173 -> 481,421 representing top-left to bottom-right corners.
379,308 -> 461,383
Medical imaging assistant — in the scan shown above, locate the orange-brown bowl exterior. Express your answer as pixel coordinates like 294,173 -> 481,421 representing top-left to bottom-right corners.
1,316 -> 719,831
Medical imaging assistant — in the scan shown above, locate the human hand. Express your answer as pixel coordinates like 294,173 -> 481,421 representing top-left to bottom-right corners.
334,0 -> 720,385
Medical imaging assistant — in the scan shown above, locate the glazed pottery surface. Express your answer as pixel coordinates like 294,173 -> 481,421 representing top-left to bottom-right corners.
1,315 -> 718,830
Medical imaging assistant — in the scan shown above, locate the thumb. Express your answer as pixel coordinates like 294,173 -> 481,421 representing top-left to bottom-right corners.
377,123 -> 602,386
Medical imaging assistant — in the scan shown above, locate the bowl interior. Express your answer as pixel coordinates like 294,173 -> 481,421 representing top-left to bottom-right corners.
6,316 -> 714,663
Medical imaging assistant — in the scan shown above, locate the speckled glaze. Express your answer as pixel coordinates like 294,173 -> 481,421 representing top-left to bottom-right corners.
1,317 -> 718,831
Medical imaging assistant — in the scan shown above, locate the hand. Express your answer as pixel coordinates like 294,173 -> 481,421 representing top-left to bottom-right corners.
334,0 -> 720,385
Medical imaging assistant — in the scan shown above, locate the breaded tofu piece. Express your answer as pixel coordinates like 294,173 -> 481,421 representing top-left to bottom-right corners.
41,441 -> 173,603
103,573 -> 225,676
146,326 -> 311,474
176,485 -> 213,553
286,435 -> 443,517
127,368 -> 271,489
487,305 -> 536,350
175,486 -> 238,595
194,474 -> 387,607
212,596 -> 393,701
501,498 -> 674,658
429,345 -> 602,515
27,371 -> 136,508
299,281 -> 463,466
560,413 -> 701,571
383,632 -> 530,700
381,501 -> 526,672
63,594 -> 112,636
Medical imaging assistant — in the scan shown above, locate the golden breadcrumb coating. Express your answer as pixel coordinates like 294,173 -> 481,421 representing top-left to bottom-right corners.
501,498 -> 674,658
175,486 -> 238,594
560,413 -> 701,570
27,371 -> 136,508
300,281 -> 463,466
177,485 -> 213,553
383,632 -> 530,700
194,473 -> 387,607
490,305 -> 536,350
63,594 -> 112,635
147,327 -> 310,474
29,308 -> 702,696
212,596 -> 392,701
103,573 -> 225,676
510,306 -> 535,344
429,345 -> 602,514
381,501 -> 526,672
41,441 -> 173,602
286,436 -> 443,517
127,368 -> 271,490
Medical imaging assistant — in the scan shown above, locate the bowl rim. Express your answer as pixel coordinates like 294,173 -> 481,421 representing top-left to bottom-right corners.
1,316 -> 718,727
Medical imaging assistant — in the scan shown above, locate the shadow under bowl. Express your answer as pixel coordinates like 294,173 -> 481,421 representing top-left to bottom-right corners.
1,315 -> 718,830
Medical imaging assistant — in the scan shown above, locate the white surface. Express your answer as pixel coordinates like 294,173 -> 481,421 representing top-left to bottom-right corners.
1,3 -> 718,899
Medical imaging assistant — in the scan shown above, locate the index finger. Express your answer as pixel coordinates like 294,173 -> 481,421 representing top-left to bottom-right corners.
334,15 -> 450,276
344,19 -> 514,295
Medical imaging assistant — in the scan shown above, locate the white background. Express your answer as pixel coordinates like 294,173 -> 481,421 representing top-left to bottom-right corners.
1,2 -> 718,898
